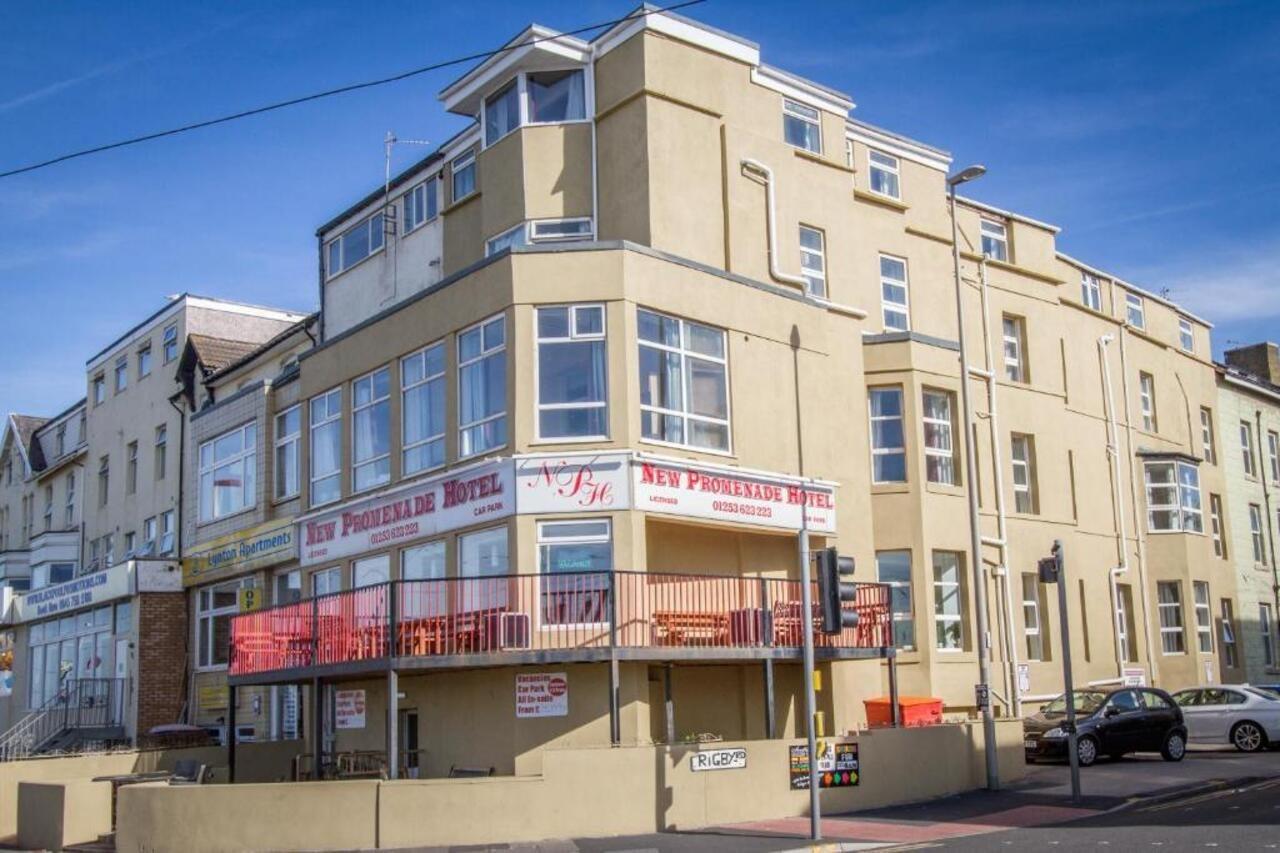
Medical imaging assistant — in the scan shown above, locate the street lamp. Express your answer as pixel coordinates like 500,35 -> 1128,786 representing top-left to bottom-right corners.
947,164 -> 1000,791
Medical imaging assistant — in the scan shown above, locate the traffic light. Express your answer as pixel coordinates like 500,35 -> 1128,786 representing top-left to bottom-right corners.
816,547 -> 858,634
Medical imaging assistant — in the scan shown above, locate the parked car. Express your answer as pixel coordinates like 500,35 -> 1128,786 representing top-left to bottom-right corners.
1171,685 -> 1280,752
1252,683 -> 1280,699
1024,687 -> 1187,767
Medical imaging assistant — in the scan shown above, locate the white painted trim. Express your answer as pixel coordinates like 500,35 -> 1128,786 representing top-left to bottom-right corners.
1055,252 -> 1213,328
956,196 -> 1061,235
439,25 -> 590,114
593,9 -> 759,66
846,123 -> 951,173
751,66 -> 852,116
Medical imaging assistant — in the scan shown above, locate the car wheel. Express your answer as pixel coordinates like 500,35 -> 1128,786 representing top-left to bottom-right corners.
1161,730 -> 1187,762
1077,735 -> 1098,767
1231,721 -> 1268,753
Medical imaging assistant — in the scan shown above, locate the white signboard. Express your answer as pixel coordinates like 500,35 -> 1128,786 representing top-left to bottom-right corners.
632,459 -> 836,534
516,453 -> 631,514
1121,667 -> 1147,687
1016,663 -> 1031,696
12,562 -> 133,622
300,459 -> 514,567
690,747 -> 748,772
335,689 -> 366,729
516,672 -> 569,718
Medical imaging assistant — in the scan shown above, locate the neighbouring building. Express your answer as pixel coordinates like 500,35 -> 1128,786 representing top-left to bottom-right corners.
1217,343 -> 1280,683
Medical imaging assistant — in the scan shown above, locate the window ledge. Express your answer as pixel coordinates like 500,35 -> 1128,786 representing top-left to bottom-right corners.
958,252 -> 1065,286
441,191 -> 482,217
924,482 -> 965,497
527,437 -> 614,447
853,189 -> 908,213
637,438 -> 735,460
196,506 -> 257,530
870,483 -> 911,495
791,147 -> 852,173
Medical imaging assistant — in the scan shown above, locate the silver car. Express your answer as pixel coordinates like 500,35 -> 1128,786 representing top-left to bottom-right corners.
1171,685 -> 1280,752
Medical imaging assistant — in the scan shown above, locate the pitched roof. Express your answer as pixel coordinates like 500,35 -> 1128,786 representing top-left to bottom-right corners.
11,414 -> 49,472
202,314 -> 318,385
186,335 -> 263,375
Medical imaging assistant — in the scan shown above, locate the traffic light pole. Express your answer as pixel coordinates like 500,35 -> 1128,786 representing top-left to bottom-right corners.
798,512 -> 821,839
1052,541 -> 1082,803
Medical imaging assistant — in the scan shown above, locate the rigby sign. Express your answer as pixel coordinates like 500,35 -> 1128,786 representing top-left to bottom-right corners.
690,747 -> 748,772
632,459 -> 836,534
300,460 -> 514,567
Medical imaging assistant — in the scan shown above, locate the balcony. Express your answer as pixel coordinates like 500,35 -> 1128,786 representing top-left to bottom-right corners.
228,572 -> 892,684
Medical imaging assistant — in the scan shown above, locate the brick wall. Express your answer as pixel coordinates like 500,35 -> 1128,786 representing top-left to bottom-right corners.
135,592 -> 188,736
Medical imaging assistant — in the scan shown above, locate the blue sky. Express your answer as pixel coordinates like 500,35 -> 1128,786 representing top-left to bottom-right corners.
2,0 -> 1277,416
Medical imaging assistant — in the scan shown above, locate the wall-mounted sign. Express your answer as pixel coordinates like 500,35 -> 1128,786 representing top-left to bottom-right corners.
633,458 -> 836,534
690,747 -> 747,772
516,453 -> 631,514
12,562 -> 133,622
238,587 -> 264,613
336,689 -> 366,729
789,742 -> 859,790
183,517 -> 296,586
198,685 -> 229,711
516,672 -> 569,718
1017,663 -> 1031,696
300,460 -> 513,567
1121,667 -> 1147,687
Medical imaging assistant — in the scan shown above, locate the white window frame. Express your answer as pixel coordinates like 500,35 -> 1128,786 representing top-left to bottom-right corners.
880,254 -> 910,332
403,176 -> 441,234
64,472 -> 75,528
311,567 -> 342,597
537,519 -> 613,628
137,344 -> 152,379
309,388 -> 342,507
798,225 -> 826,299
1157,581 -> 1186,655
1242,421 -> 1257,477
1116,584 -> 1132,663
92,375 -> 105,406
1262,603 -> 1275,668
1193,581 -> 1213,654
114,355 -> 128,393
401,341 -> 447,477
1178,318 -> 1194,352
481,69 -> 589,149
1209,493 -> 1226,557
1022,573 -> 1044,661
876,550 -> 914,651
868,149 -> 900,200
529,217 -> 593,243
1144,460 -> 1203,533
1201,407 -> 1216,464
274,405 -> 301,500
782,98 -> 821,153
351,367 -> 391,493
163,324 -> 179,363
142,516 -> 157,555
535,304 -> 608,442
155,424 -> 167,481
196,577 -> 254,671
1080,272 -> 1102,311
1250,503 -> 1266,564
980,219 -> 1008,262
1139,372 -> 1156,432
922,389 -> 955,485
198,421 -> 257,523
485,223 -> 526,256
1125,292 -> 1146,329
1221,599 -> 1237,668
160,510 -> 174,555
451,150 -> 476,202
1011,434 -> 1036,514
637,308 -> 731,454
353,553 -> 391,589
932,551 -> 964,651
458,314 -> 508,459
868,387 -> 906,484
1002,315 -> 1026,382
1268,430 -> 1280,482
325,212 -> 385,279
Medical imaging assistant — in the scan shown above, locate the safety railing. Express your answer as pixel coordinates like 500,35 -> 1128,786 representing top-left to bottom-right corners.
0,678 -> 129,762
229,572 -> 892,678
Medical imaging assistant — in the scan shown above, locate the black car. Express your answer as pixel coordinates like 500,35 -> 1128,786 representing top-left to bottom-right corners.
1024,687 -> 1187,767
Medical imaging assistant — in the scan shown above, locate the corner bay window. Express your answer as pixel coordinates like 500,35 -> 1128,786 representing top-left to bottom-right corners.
539,519 -> 612,625
869,387 -> 906,483
638,309 -> 729,452
932,552 -> 964,650
198,578 -> 254,668
483,69 -> 586,147
459,315 -> 507,457
402,342 -> 446,475
459,526 -> 509,609
922,390 -> 956,485
876,551 -> 913,650
537,305 -> 607,439
352,368 -> 391,492
1193,581 -> 1213,654
310,388 -> 342,506
1157,581 -> 1185,654
327,213 -> 385,278
199,422 -> 255,522
1144,460 -> 1202,533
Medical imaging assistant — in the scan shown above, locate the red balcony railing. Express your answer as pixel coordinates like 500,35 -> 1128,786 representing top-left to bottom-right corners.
229,572 -> 891,678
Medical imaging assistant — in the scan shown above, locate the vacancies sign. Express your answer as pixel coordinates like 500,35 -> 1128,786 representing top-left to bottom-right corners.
300,459 -> 514,567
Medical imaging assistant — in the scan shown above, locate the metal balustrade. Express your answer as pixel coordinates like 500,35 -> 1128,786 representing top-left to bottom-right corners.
229,572 -> 892,678
0,678 -> 129,762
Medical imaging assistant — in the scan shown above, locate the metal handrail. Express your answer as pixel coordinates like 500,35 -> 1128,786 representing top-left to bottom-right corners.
0,678 -> 128,762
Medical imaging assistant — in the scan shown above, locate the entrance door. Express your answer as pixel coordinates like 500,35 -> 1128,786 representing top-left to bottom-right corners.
398,709 -> 420,777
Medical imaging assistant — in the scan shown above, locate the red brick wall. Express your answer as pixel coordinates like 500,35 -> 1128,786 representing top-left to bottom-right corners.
135,592 -> 188,736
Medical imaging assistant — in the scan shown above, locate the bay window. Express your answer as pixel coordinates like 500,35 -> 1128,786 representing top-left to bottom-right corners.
932,552 -> 965,650
458,315 -> 507,457
198,422 -> 256,522
1157,581 -> 1185,654
402,342 -> 446,475
483,69 -> 587,148
537,305 -> 607,440
869,387 -> 906,483
538,519 -> 612,625
310,388 -> 342,506
876,550 -> 913,650
638,309 -> 730,452
484,79 -> 520,145
352,368 -> 391,492
459,526 -> 509,610
922,389 -> 955,485
1193,581 -> 1213,653
1144,460 -> 1202,533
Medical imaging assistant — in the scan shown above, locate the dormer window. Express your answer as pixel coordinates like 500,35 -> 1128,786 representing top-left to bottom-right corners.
481,69 -> 587,148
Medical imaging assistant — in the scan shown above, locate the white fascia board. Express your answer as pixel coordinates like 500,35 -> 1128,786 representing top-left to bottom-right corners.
86,299 -> 186,372
956,196 -> 1061,235
594,9 -> 760,65
439,26 -> 590,116
185,296 -> 308,323
751,65 -> 853,116
1223,371 -> 1280,404
846,123 -> 951,172
1057,252 -> 1212,328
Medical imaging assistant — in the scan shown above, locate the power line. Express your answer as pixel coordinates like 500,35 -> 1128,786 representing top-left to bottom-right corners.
0,0 -> 706,180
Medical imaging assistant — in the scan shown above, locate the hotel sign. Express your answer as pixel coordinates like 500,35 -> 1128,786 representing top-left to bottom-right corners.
183,518 -> 297,586
632,458 -> 836,534
515,453 -> 631,514
300,459 -> 514,567
12,563 -> 133,623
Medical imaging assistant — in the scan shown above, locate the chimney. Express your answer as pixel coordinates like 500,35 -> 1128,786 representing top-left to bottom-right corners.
1224,342 -> 1280,385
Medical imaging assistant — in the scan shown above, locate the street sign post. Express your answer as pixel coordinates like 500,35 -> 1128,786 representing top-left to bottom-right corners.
1039,540 -> 1081,804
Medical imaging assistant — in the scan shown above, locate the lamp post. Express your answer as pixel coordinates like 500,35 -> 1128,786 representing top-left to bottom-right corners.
947,164 -> 1000,790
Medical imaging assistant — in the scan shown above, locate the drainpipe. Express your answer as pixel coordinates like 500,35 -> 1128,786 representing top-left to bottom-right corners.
740,159 -> 810,291
1099,335 -> 1131,680
975,259 -> 1020,717
1254,409 -> 1280,645
589,43 -> 600,241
